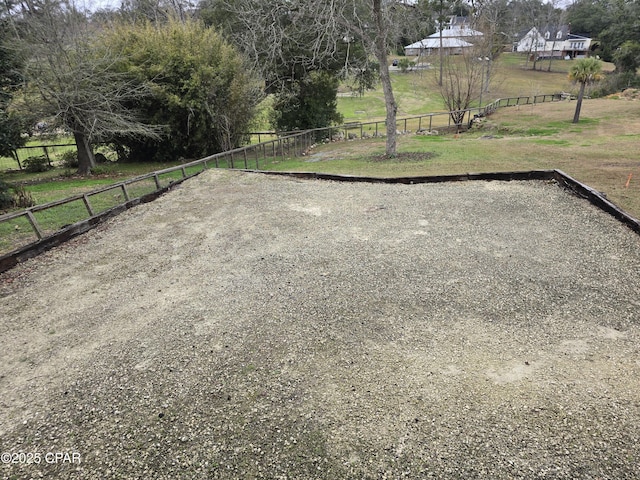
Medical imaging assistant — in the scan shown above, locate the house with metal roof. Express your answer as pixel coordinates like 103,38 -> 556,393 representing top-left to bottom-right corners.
404,26 -> 483,56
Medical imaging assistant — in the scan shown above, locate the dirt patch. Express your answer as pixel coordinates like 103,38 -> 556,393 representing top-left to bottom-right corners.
613,88 -> 640,100
1,170 -> 640,479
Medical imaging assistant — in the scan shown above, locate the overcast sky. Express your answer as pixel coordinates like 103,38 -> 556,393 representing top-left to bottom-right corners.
83,0 -> 572,13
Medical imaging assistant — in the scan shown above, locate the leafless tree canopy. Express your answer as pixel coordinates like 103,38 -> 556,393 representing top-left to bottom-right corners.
16,0 -> 163,173
437,47 -> 485,128
207,0 -> 414,155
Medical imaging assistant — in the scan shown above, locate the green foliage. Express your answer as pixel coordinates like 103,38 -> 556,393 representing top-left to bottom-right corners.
352,61 -> 379,97
0,111 -> 26,158
567,0 -> 640,61
0,30 -> 27,158
272,71 -> 343,136
613,41 -> 640,74
590,72 -> 640,97
569,57 -> 604,123
0,180 -> 13,209
397,58 -> 416,73
102,20 -> 262,162
22,155 -> 51,173
569,57 -> 604,85
59,150 -> 79,169
566,0 -> 611,38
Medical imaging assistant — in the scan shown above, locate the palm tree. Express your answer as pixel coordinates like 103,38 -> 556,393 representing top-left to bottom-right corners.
568,58 -> 603,124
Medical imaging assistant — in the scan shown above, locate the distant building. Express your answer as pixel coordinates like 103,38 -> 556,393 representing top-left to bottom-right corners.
516,26 -> 594,59
404,23 -> 483,56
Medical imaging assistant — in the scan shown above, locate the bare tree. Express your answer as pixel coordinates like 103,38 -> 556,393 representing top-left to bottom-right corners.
17,0 -> 163,174
437,47 -> 485,130
205,0 -> 419,157
545,1 -> 567,72
471,0 -> 508,96
118,0 -> 195,23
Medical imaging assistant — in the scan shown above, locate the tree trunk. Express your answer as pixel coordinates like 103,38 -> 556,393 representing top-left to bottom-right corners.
547,42 -> 554,71
439,27 -> 443,87
74,130 -> 96,175
572,81 -> 586,124
11,150 -> 22,170
373,0 -> 397,157
437,0 -> 443,86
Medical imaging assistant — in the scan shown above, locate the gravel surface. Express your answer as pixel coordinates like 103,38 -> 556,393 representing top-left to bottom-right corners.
1,169 -> 640,479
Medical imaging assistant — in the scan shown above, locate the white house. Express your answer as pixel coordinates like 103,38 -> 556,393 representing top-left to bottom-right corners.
404,26 -> 483,56
516,26 -> 593,59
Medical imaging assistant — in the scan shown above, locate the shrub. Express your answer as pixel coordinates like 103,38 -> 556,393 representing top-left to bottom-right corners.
90,165 -> 110,175
11,184 -> 34,208
59,150 -> 79,169
272,71 -> 343,140
398,58 -> 415,73
22,155 -> 51,173
590,72 -> 640,98
0,180 -> 13,209
102,20 -> 262,162
0,180 -> 34,210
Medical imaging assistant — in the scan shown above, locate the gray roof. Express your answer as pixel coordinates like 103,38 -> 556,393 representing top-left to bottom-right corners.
428,26 -> 483,38
405,37 -> 474,50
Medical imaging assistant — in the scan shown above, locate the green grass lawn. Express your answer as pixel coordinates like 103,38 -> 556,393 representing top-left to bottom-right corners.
339,53 -> 615,123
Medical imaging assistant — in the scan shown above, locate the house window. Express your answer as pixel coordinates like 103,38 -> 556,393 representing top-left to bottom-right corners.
545,31 -> 550,39
556,31 -> 562,39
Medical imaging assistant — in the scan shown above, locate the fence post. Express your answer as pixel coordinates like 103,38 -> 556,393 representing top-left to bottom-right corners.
121,184 -> 130,202
43,146 -> 52,167
25,211 -> 43,240
82,194 -> 95,217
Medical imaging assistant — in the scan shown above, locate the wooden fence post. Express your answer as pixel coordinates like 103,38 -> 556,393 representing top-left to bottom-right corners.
82,194 -> 95,217
25,211 -> 43,240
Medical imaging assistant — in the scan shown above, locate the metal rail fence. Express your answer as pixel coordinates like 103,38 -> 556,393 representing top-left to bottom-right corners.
0,94 -> 565,259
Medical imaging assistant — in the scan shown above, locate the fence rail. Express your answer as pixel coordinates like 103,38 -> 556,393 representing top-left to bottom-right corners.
0,93 -> 565,258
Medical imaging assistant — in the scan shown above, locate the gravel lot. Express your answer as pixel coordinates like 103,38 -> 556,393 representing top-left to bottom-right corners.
1,169 -> 640,479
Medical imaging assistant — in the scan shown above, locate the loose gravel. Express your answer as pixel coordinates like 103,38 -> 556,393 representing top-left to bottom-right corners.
1,169 -> 640,479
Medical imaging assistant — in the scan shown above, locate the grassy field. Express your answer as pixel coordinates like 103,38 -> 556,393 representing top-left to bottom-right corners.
337,53 -> 604,122
1,53 -> 638,252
